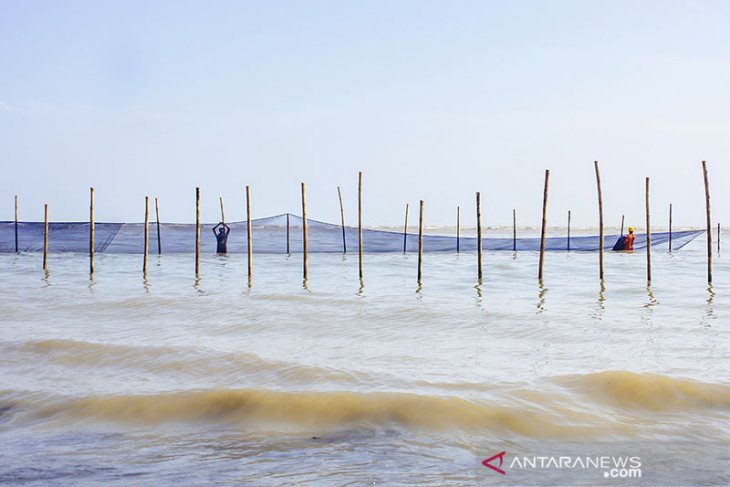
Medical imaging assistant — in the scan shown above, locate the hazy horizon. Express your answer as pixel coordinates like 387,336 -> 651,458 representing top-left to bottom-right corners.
2,1 -> 729,228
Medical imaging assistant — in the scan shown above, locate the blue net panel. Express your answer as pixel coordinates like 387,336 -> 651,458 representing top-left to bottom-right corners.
0,214 -> 703,254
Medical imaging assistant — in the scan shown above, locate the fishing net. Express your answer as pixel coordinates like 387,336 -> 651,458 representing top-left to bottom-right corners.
0,214 -> 703,254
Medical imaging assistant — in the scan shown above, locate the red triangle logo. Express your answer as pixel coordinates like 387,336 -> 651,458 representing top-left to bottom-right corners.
482,451 -> 507,475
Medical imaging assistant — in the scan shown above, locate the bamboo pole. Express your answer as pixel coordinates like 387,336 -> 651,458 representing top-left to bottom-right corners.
286,213 -> 290,255
358,171 -> 363,279
538,169 -> 550,281
718,223 -> 720,253
456,206 -> 460,253
594,161 -> 604,281
14,195 -> 19,253
512,208 -> 517,252
476,192 -> 483,281
620,215 -> 625,236
337,186 -> 346,254
89,187 -> 95,275
403,203 -> 409,253
702,161 -> 712,283
195,187 -> 200,276
43,204 -> 48,270
246,185 -> 252,284
143,196 -> 149,274
567,210 -> 571,251
302,183 -> 308,281
219,197 -> 225,224
155,197 -> 161,254
417,200 -> 424,284
646,177 -> 652,284
668,203 -> 672,252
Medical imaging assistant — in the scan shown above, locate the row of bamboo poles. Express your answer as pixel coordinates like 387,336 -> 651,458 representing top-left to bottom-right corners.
23,162 -> 716,285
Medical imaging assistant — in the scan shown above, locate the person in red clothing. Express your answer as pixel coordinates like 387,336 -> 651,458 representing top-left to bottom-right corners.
625,226 -> 635,251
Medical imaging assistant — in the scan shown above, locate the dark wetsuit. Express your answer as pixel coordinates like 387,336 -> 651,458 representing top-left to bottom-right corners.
213,225 -> 230,254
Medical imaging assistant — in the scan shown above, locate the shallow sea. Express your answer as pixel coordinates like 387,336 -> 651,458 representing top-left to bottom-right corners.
0,230 -> 728,486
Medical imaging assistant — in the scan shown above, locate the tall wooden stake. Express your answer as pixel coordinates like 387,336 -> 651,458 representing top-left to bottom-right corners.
155,197 -> 161,254
337,186 -> 346,254
143,196 -> 149,274
718,223 -> 721,253
538,169 -> 550,281
403,203 -> 409,253
567,210 -> 571,251
43,204 -> 49,270
456,206 -> 460,253
417,200 -> 424,284
89,187 -> 95,275
512,208 -> 517,252
668,203 -> 673,252
302,183 -> 308,281
286,213 -> 290,255
620,215 -> 625,236
358,171 -> 363,279
594,161 -> 604,281
646,177 -> 652,284
195,187 -> 200,276
246,185 -> 252,284
476,192 -> 483,281
14,195 -> 19,253
219,197 -> 225,224
702,161 -> 712,283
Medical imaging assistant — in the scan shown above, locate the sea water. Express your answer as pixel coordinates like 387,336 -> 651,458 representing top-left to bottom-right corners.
0,231 -> 728,485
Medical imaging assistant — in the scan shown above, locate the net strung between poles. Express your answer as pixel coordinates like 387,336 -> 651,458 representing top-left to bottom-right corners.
0,214 -> 703,254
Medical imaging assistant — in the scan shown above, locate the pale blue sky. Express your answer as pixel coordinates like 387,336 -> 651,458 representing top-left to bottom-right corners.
1,0 -> 729,228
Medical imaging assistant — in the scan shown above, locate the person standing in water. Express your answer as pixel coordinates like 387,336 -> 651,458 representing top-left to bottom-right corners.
624,226 -> 635,251
212,222 -> 230,254
612,225 -> 636,251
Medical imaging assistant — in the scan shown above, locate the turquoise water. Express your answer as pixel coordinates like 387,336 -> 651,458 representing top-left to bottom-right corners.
0,232 -> 728,485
